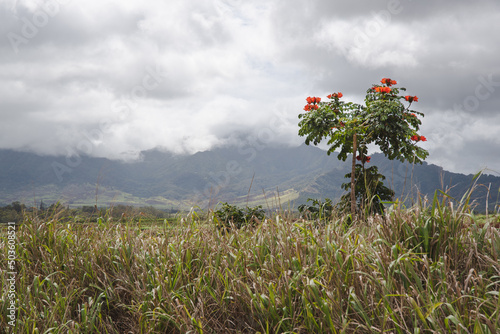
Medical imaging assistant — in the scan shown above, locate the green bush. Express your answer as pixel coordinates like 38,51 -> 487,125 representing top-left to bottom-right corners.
213,202 -> 265,229
298,198 -> 335,223
337,165 -> 394,216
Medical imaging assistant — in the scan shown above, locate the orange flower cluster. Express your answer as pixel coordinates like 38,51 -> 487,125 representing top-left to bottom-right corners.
306,96 -> 321,104
327,92 -> 343,99
411,135 -> 427,142
405,95 -> 418,102
304,96 -> 321,111
381,78 -> 397,86
374,86 -> 391,93
356,155 -> 371,163
304,104 -> 318,111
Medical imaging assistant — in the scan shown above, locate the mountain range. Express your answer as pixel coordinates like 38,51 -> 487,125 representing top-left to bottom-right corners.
0,144 -> 498,212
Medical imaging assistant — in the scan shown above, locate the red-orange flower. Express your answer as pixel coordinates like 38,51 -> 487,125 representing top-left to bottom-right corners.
327,92 -> 343,99
411,135 -> 427,142
356,155 -> 371,163
304,96 -> 322,111
306,96 -> 321,104
304,104 -> 320,111
381,78 -> 397,86
374,86 -> 391,93
405,95 -> 418,103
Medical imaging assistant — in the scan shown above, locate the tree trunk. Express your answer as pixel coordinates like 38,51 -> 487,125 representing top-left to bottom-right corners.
351,133 -> 357,219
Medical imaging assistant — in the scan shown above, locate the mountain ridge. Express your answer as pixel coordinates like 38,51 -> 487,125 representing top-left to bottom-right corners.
0,145 -> 498,211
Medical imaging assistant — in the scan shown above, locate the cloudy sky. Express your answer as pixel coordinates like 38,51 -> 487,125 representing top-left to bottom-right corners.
1,0 -> 499,175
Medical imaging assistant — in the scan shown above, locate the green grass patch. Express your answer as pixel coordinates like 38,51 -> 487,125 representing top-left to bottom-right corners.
1,198 -> 499,333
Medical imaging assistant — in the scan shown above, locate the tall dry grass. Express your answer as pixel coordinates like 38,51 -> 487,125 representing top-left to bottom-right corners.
0,194 -> 499,333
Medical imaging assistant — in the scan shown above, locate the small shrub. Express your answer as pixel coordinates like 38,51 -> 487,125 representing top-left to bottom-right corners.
213,202 -> 265,230
298,198 -> 335,223
337,165 -> 394,216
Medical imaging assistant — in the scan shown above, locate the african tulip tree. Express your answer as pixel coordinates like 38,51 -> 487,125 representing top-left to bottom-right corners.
298,78 -> 429,218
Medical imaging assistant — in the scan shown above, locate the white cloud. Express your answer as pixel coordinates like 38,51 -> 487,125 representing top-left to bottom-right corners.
0,0 -> 499,175
316,19 -> 422,68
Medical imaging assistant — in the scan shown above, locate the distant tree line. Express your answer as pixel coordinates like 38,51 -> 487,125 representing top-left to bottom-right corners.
0,202 -> 179,224
0,201 -> 25,223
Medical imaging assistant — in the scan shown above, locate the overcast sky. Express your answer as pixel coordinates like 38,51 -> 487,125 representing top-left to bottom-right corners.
1,0 -> 499,175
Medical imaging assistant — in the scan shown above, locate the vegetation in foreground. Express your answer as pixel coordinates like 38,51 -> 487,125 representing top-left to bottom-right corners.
1,194 -> 500,333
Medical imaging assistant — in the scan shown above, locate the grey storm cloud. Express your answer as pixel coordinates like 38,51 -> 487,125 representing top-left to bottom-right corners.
0,0 -> 499,175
